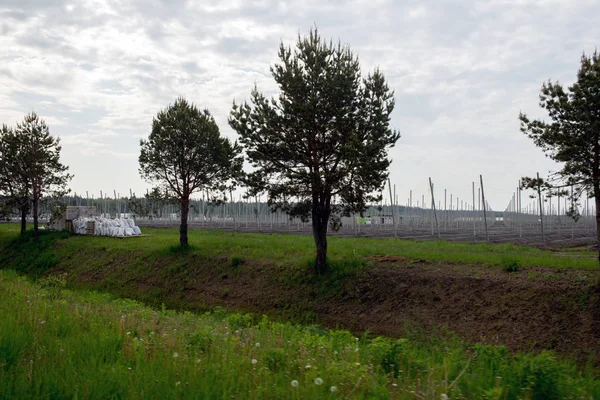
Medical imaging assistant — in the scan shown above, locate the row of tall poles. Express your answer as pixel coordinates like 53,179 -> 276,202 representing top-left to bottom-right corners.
383,175 -> 492,240
36,175 -> 495,240
503,177 -> 597,242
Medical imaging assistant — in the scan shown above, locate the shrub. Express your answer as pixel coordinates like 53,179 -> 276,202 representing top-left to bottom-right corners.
230,256 -> 243,268
38,272 -> 67,299
502,259 -> 519,273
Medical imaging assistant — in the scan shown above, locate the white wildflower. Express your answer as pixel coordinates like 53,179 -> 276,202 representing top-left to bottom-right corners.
291,380 -> 299,387
315,377 -> 323,385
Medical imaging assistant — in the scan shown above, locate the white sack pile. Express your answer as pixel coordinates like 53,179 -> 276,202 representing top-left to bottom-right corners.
72,217 -> 142,237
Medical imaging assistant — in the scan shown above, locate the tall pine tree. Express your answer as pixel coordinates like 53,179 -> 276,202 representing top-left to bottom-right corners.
0,124 -> 30,234
520,50 -> 600,266
229,29 -> 400,274
15,112 -> 72,239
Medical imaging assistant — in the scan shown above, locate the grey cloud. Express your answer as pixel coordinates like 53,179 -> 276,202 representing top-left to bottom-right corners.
212,37 -> 274,58
1,0 -> 599,207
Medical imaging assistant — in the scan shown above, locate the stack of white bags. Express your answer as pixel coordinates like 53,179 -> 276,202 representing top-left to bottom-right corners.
72,217 -> 142,237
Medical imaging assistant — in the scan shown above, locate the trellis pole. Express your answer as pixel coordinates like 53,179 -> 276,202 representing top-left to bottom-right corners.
429,177 -> 440,239
480,175 -> 489,242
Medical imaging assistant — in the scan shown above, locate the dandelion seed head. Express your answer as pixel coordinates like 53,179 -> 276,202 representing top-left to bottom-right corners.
173,352 -> 179,358
252,359 -> 257,364
315,377 -> 323,385
195,359 -> 201,364
330,386 -> 338,392
255,342 -> 260,348
440,394 -> 449,400
291,380 -> 299,387
305,364 -> 312,370
392,383 -> 398,387
175,381 -> 181,386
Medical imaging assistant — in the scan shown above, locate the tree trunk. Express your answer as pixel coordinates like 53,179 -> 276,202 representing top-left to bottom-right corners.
594,144 -> 600,275
594,183 -> 600,270
592,145 -> 600,276
32,194 -> 39,241
19,201 -> 27,236
312,209 -> 330,274
180,196 -> 189,247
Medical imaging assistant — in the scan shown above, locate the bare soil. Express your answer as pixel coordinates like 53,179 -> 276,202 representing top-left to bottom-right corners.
74,251 -> 600,363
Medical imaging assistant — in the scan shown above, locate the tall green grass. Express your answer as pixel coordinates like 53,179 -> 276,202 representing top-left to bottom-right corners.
1,269 -> 598,399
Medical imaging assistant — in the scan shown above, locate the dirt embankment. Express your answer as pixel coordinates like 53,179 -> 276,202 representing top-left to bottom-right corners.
58,248 -> 600,363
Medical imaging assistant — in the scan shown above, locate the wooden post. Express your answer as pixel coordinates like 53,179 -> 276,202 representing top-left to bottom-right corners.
571,184 -> 575,239
480,175 -> 489,242
537,172 -> 545,243
472,181 -> 476,237
429,178 -> 440,239
387,178 -> 396,237
518,182 -> 522,238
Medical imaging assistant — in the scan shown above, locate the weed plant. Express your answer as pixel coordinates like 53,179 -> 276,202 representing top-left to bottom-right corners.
1,270 -> 598,399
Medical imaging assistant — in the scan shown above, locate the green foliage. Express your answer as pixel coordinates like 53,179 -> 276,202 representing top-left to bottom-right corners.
8,113 -> 72,238
38,272 -> 68,300
519,51 -> 600,255
0,229 -> 68,276
229,28 -> 400,273
188,327 -> 213,352
230,256 -> 243,268
1,269 -> 598,399
139,98 -> 243,246
502,258 -> 520,273
264,348 -> 286,372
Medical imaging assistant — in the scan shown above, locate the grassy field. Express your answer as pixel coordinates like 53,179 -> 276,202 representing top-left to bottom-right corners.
1,268 -> 599,399
1,223 -> 599,398
0,223 -> 597,272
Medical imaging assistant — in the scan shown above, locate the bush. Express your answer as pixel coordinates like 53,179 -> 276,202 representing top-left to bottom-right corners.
502,259 -> 519,273
38,272 -> 67,299
230,256 -> 243,268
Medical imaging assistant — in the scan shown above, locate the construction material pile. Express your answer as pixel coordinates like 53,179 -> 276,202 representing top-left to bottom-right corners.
72,217 -> 142,237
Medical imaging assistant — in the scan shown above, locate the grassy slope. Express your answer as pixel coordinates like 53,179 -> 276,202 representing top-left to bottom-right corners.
1,269 -> 599,399
1,224 -> 599,398
0,223 -> 597,271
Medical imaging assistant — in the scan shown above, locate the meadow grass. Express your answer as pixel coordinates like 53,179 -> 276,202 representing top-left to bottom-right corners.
0,223 -> 595,271
1,268 -> 599,399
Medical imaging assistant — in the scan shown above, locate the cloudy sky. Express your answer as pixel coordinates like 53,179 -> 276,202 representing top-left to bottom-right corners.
1,0 -> 598,210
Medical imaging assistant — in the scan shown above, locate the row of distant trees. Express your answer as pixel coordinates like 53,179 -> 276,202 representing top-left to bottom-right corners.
1,29 -> 599,273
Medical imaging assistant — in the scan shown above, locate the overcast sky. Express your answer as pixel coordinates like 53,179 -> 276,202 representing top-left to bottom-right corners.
1,0 -> 598,210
